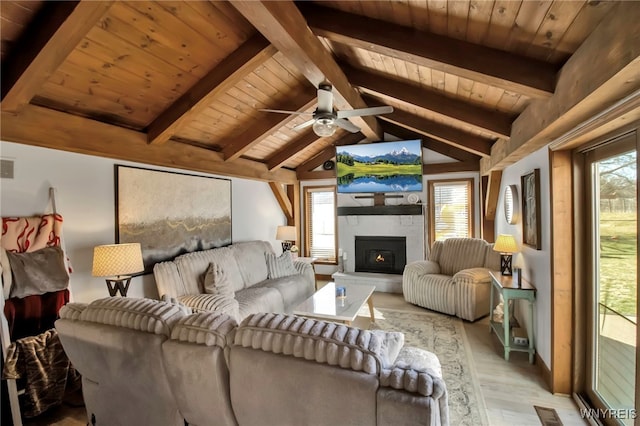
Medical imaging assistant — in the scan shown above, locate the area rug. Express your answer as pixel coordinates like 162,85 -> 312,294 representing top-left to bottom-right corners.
368,307 -> 489,426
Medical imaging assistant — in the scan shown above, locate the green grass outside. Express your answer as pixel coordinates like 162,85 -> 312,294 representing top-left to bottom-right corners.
600,211 -> 637,317
336,162 -> 422,177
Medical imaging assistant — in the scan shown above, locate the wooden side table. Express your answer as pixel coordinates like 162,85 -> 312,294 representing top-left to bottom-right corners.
488,270 -> 536,363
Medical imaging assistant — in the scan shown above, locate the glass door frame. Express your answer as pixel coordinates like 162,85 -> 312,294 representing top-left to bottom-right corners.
581,130 -> 638,425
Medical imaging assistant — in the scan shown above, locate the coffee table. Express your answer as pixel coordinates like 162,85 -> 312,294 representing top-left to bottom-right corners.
293,282 -> 376,326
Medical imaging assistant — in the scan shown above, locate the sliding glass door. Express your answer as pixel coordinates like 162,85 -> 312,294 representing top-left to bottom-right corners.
584,132 -> 638,425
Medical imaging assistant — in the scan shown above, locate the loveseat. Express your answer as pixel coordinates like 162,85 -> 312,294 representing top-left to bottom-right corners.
153,241 -> 315,322
56,297 -> 450,426
403,238 -> 500,321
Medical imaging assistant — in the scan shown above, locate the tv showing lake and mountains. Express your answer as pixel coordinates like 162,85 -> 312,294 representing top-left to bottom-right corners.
336,139 -> 423,193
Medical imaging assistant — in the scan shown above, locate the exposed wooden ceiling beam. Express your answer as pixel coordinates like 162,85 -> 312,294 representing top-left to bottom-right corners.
1,1 -> 114,112
296,169 -> 336,181
372,102 -> 494,157
222,86 -> 316,161
484,170 -> 503,221
481,1 -> 640,174
381,119 -> 481,163
301,3 -> 556,99
296,132 -> 364,176
423,161 -> 479,175
1,104 -> 297,183
268,182 -> 293,222
345,64 -> 513,139
229,0 -> 383,140
147,34 -> 277,145
266,129 -> 321,171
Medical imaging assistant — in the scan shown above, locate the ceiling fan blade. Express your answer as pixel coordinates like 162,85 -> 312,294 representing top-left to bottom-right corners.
334,118 -> 360,133
259,108 -> 311,115
292,119 -> 316,131
317,86 -> 333,112
337,105 -> 394,119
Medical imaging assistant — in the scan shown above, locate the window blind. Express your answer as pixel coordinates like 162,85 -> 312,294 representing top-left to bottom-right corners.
430,180 -> 473,242
304,187 -> 336,262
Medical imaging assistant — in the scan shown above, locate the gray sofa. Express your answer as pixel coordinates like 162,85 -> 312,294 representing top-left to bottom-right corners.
153,241 -> 315,322
56,297 -> 449,426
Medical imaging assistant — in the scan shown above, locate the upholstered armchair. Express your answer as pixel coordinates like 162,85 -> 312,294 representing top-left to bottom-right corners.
403,238 -> 500,321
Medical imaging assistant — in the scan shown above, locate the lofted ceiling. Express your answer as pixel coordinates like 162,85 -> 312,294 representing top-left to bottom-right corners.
1,1 -> 638,184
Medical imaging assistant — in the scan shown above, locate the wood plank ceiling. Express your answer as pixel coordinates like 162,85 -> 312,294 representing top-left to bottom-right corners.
1,0 -> 638,183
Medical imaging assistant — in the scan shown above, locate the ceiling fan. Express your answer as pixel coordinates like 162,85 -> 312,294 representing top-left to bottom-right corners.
260,83 -> 393,137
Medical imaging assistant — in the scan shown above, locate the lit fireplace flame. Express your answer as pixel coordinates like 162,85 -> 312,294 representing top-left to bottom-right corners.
375,254 -> 385,263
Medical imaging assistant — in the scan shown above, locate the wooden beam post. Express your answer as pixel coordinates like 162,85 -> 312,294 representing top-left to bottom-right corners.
549,150 -> 574,394
485,170 -> 503,221
269,182 -> 294,223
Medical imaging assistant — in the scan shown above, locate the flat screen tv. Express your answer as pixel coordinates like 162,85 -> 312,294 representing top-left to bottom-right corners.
336,139 -> 423,193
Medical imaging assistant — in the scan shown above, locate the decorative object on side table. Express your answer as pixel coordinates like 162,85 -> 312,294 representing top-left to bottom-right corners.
493,234 -> 518,276
275,225 -> 296,251
92,243 -> 144,297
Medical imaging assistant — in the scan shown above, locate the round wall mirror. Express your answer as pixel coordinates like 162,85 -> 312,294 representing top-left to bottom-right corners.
504,184 -> 520,224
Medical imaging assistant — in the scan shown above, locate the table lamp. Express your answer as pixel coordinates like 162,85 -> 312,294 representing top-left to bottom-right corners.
92,243 -> 144,297
493,234 -> 518,276
276,225 -> 296,252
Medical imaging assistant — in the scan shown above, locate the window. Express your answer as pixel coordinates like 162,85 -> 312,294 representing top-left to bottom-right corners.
304,186 -> 337,262
428,178 -> 474,246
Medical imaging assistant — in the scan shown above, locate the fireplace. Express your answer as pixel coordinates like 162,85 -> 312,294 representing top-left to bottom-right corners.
355,236 -> 406,275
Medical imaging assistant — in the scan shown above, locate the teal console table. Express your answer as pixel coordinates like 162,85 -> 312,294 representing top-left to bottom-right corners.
489,270 -> 536,363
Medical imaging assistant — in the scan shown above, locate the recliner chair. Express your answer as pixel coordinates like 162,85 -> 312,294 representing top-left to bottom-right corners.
403,238 -> 500,321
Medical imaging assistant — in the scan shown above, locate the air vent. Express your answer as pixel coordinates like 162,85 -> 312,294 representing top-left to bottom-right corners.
0,159 -> 14,179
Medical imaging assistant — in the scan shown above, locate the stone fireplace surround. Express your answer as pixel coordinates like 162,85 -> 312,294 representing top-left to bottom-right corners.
333,201 -> 425,293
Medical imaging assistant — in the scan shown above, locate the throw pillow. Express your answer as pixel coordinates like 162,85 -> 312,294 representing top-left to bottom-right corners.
265,251 -> 298,279
203,263 -> 234,297
6,246 -> 69,299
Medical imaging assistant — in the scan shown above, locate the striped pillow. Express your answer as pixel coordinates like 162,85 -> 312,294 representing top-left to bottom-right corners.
265,251 -> 297,279
203,263 -> 234,297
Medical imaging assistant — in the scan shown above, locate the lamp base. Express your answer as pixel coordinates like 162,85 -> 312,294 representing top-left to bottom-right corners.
500,254 -> 513,276
281,241 -> 293,252
106,277 -> 132,297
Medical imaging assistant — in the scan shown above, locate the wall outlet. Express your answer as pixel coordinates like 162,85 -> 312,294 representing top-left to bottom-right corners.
512,327 -> 528,346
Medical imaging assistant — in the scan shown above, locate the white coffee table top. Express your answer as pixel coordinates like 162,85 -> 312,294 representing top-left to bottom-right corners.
293,282 -> 375,323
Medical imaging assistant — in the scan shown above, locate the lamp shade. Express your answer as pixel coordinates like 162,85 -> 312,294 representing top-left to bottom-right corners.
275,225 -> 296,241
493,234 -> 518,254
92,243 -> 144,277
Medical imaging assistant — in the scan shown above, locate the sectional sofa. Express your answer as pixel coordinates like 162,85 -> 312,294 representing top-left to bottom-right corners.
153,241 -> 315,322
56,297 -> 450,426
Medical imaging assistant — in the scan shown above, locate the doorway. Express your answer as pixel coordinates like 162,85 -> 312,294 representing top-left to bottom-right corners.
583,131 -> 638,425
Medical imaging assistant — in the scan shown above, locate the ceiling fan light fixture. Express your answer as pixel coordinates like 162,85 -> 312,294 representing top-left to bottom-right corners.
312,117 -> 337,137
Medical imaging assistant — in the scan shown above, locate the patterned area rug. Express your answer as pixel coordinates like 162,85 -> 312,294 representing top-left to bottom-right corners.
368,307 -> 489,426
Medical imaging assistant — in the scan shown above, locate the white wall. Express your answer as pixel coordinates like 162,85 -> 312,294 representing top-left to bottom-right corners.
494,146 -> 552,368
0,141 -> 286,303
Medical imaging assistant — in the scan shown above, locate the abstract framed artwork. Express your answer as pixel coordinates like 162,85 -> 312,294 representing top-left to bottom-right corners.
115,165 -> 232,273
521,168 -> 541,250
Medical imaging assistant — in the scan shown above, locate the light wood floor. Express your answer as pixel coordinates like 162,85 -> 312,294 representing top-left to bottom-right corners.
362,291 -> 587,426
21,290 -> 587,426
